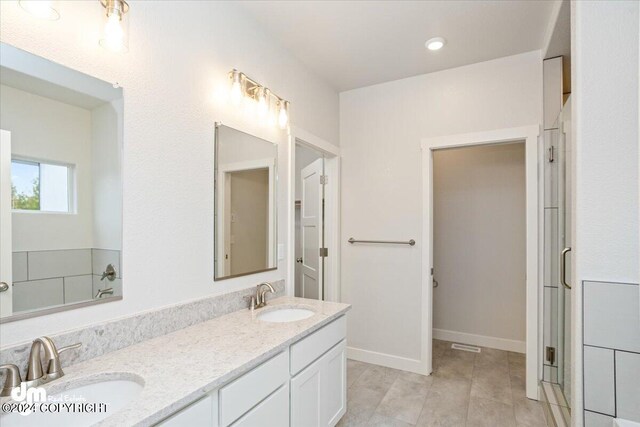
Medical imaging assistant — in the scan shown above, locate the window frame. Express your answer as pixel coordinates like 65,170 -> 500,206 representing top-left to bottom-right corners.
11,156 -> 76,215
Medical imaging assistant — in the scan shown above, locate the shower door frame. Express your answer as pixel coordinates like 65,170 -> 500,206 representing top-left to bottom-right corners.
421,125 -> 541,400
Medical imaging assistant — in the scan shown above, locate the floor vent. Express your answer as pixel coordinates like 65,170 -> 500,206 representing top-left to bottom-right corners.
451,343 -> 481,353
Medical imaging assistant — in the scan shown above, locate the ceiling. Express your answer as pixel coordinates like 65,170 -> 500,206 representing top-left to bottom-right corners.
237,0 -> 558,91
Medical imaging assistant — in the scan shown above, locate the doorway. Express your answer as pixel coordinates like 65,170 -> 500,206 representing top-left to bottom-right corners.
288,128 -> 341,303
295,143 -> 325,299
421,126 -> 540,400
432,142 -> 526,354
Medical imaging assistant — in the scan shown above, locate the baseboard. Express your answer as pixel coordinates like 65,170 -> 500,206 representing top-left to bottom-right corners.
347,346 -> 428,375
433,328 -> 526,353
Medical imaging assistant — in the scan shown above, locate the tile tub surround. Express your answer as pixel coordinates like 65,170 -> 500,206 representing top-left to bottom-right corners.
0,296 -> 351,427
10,248 -> 123,312
0,280 -> 285,381
583,281 -> 640,426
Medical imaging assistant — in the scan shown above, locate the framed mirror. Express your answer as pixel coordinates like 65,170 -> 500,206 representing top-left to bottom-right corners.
214,124 -> 277,280
0,43 -> 123,322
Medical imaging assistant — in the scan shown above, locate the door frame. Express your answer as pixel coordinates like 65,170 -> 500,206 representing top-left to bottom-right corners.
421,125 -> 541,400
216,158 -> 276,278
287,126 -> 341,302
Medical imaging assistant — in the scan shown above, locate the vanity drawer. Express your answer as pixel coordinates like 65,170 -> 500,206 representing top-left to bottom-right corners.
290,316 -> 347,375
231,384 -> 289,427
219,350 -> 289,427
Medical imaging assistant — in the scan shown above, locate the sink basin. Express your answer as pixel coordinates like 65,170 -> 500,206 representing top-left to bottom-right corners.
258,307 -> 315,322
0,378 -> 143,427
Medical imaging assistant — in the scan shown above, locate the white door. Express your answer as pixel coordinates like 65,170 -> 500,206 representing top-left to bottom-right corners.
300,158 -> 323,300
0,129 -> 13,317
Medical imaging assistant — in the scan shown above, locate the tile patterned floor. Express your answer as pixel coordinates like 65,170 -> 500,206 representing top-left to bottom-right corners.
337,340 -> 547,427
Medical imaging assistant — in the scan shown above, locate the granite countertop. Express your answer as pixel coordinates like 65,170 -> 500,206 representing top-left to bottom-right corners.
5,297 -> 351,426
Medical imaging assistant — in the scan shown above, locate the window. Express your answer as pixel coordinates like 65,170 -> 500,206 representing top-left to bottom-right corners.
11,159 -> 73,213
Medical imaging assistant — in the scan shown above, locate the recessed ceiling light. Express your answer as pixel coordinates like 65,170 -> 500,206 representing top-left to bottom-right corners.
425,37 -> 446,51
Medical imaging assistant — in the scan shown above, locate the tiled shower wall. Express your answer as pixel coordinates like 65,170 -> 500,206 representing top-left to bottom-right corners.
582,281 -> 640,426
11,248 -> 122,313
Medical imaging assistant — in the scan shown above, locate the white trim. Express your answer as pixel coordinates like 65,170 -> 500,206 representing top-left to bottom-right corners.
421,124 -> 540,399
0,129 -> 13,317
433,328 -> 526,354
346,346 -> 425,375
287,127 -> 341,302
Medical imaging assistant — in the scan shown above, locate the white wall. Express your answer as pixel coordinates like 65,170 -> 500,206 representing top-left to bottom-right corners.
340,51 -> 542,363
572,1 -> 639,422
0,0 -> 338,346
0,84 -> 94,252
433,143 -> 526,346
91,99 -> 123,250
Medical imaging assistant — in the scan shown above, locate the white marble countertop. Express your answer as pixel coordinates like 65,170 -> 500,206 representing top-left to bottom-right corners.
7,297 -> 350,426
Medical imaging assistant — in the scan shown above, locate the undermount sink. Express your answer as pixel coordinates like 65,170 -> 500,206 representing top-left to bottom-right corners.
0,377 -> 143,427
257,307 -> 315,322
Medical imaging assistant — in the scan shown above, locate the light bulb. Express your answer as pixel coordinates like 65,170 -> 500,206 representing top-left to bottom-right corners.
99,0 -> 129,53
19,0 -> 60,20
229,70 -> 243,106
257,88 -> 270,118
104,14 -> 124,50
278,100 -> 289,129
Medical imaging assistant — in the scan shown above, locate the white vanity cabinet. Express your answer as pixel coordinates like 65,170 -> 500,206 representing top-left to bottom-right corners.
290,316 -> 347,427
155,315 -> 347,427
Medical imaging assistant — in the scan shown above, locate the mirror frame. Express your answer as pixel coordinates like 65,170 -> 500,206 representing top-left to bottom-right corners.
213,122 -> 278,281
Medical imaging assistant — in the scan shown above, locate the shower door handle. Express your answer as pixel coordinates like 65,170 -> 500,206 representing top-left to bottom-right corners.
560,247 -> 572,289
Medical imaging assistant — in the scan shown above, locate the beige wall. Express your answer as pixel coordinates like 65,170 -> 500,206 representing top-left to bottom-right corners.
230,169 -> 269,275
433,142 -> 526,344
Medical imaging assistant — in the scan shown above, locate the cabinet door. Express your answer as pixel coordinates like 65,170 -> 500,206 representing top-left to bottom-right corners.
291,340 -> 347,427
322,340 -> 346,427
157,394 -> 215,427
291,357 -> 323,427
232,384 -> 289,427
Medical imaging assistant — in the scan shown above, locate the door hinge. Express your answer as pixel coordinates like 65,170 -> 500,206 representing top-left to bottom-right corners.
319,247 -> 328,257
320,175 -> 328,185
546,346 -> 556,365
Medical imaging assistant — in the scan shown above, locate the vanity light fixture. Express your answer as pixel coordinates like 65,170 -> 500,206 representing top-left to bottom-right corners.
425,37 -> 446,51
228,69 -> 290,129
99,0 -> 130,53
18,0 -> 60,20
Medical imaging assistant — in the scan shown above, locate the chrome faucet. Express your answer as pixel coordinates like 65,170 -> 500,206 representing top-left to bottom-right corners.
25,337 -> 81,387
255,282 -> 275,309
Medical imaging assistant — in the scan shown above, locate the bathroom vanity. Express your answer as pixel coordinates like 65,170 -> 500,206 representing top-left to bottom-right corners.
0,296 -> 350,427
159,309 -> 347,427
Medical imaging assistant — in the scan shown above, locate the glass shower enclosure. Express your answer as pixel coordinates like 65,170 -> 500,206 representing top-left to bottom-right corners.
541,96 -> 572,425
